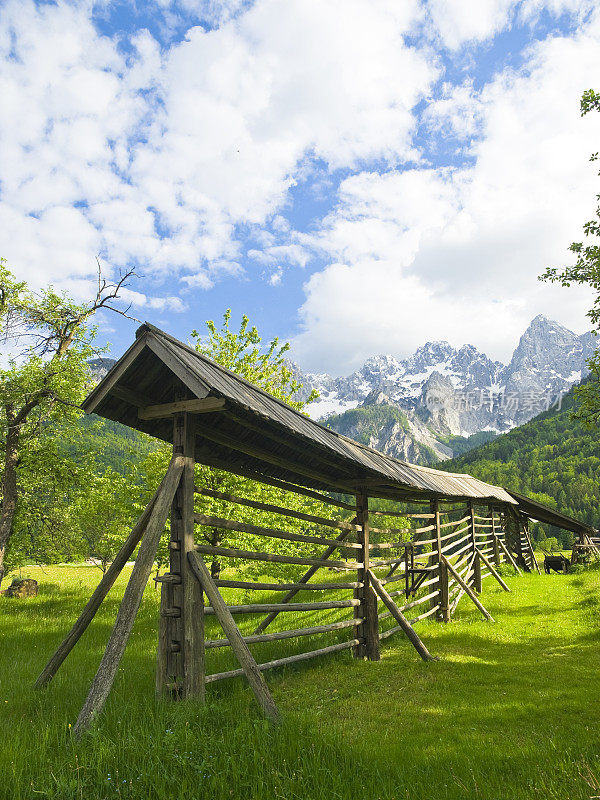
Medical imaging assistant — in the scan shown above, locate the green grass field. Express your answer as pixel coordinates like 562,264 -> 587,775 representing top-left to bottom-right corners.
1,563 -> 599,800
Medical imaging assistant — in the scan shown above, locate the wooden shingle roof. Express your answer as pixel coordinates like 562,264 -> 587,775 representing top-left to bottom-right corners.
83,323 -> 520,505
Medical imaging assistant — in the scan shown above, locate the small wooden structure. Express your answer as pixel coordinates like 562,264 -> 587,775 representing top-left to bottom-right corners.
34,324 -> 594,735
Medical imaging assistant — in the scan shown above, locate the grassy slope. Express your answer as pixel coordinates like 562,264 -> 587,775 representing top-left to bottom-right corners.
1,564 -> 599,800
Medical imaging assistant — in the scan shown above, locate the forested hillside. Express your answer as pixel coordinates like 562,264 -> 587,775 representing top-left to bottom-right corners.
437,384 -> 600,547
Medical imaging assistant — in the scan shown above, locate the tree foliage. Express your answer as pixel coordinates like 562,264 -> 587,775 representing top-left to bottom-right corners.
0,260 -> 133,583
540,89 -> 600,425
437,383 -> 599,548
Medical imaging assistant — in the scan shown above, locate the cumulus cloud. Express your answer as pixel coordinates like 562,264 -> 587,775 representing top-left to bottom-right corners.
292,9 -> 600,372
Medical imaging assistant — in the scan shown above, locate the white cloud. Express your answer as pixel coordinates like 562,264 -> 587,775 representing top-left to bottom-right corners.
0,0 -> 437,302
293,10 -> 600,372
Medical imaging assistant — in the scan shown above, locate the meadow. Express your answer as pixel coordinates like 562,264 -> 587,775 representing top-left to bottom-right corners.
1,562 -> 599,800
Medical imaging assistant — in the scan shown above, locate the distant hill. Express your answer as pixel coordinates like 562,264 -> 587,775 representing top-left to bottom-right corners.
436,382 -> 600,547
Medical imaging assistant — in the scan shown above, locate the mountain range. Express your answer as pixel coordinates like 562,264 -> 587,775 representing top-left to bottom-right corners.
89,314 -> 595,465
292,315 -> 595,463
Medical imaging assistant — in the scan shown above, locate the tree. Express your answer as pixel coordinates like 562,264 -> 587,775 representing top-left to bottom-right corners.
0,260 -> 134,585
540,88 -> 600,425
144,310 -> 341,581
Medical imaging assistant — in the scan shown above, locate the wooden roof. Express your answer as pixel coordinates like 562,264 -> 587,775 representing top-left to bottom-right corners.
508,491 -> 596,536
83,322 -> 519,505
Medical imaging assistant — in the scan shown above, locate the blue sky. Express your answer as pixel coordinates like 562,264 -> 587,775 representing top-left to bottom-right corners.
1,0 -> 599,374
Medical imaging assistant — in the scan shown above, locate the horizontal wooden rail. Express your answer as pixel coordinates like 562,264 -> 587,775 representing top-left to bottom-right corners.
204,599 -> 360,615
193,543 -> 361,570
239,472 -> 355,511
194,513 -> 361,549
205,618 -> 361,648
205,639 -> 360,683
378,590 -> 439,619
370,510 -> 434,520
195,487 -> 359,532
214,578 -> 362,592
139,397 -> 226,420
439,516 -> 470,529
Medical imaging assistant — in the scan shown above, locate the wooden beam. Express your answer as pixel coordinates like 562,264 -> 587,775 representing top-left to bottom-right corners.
187,552 -> 280,722
367,570 -> 437,662
441,555 -> 494,622
72,455 -> 185,738
139,397 -> 226,420
35,487 -> 160,688
474,546 -> 511,592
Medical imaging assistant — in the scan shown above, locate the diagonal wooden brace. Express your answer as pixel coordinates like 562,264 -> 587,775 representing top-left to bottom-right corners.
188,551 -> 280,722
368,569 -> 438,662
442,556 -> 494,622
475,547 -> 511,592
72,455 -> 185,738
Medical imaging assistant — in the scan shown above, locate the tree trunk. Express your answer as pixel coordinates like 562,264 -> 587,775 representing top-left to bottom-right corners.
0,412 -> 20,589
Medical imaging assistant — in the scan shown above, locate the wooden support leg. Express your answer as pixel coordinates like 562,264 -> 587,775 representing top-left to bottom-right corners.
473,552 -> 482,594
499,537 -> 522,575
188,552 -> 280,722
368,570 -> 437,662
439,560 -> 450,622
354,491 -> 380,661
72,456 -> 185,739
35,478 -> 166,689
442,556 -> 494,622
491,509 -> 501,566
475,547 -> 511,592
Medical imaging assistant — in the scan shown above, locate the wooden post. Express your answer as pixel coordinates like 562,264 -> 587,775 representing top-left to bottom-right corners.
475,546 -> 511,591
354,490 -> 380,661
158,412 -> 204,699
469,502 -> 482,593
491,507 -> 501,566
430,500 -> 448,621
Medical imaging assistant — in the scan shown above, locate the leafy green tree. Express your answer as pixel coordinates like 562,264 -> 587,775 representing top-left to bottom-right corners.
540,89 -> 600,425
145,310 -> 339,581
0,260 -> 133,585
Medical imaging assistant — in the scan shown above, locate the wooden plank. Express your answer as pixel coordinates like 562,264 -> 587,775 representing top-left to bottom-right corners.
194,419 -> 358,491
441,555 -> 494,622
205,639 -> 359,683
214,578 -> 362,592
111,384 -> 154,408
192,542 -> 360,570
139,397 -> 226,420
194,512 -> 361,548
205,618 -> 362,648
204,600 -> 360,615
35,480 -> 161,688
251,528 -> 353,635
194,486 -> 358,532
239,472 -> 355,510
72,456 -> 185,738
367,570 -> 437,662
475,547 -> 511,592
188,552 -> 280,721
